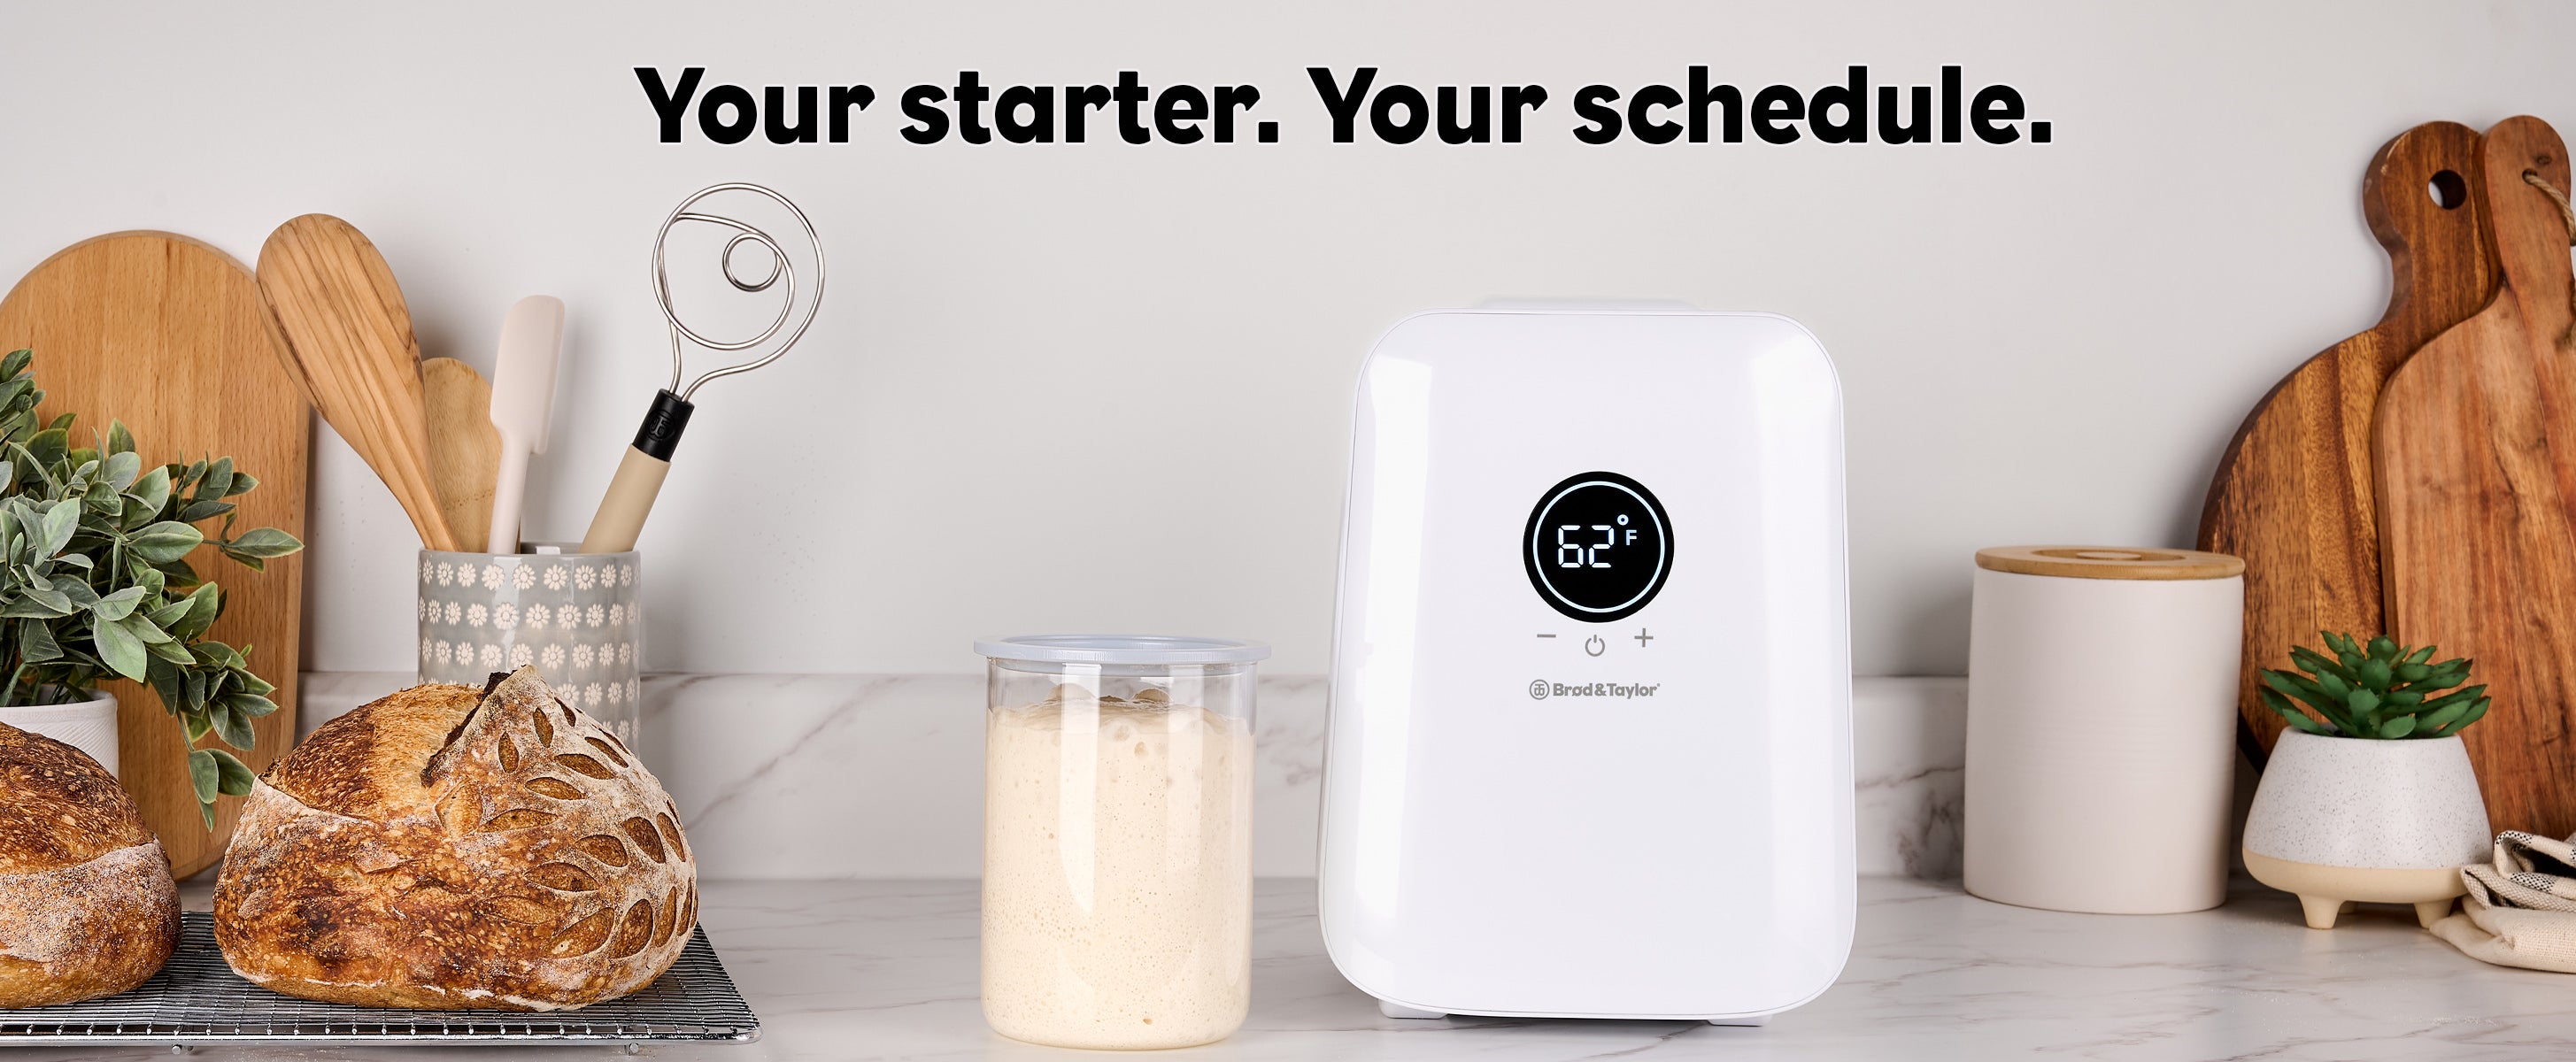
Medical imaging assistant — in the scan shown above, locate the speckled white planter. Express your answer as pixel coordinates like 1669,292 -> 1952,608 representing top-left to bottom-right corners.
2243,730 -> 2490,929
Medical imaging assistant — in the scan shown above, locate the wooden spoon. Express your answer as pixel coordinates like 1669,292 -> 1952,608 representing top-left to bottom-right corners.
423,357 -> 499,554
256,215 -> 459,551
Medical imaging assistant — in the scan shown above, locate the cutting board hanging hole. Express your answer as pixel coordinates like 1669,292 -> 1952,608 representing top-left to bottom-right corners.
2520,168 -> 2576,347
2431,170 -> 2470,210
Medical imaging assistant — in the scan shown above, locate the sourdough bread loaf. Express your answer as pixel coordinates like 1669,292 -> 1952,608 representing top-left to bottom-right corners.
0,721 -> 180,1006
213,667 -> 697,1010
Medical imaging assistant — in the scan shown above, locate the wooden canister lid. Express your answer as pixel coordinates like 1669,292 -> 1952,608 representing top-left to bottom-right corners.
1975,545 -> 2245,581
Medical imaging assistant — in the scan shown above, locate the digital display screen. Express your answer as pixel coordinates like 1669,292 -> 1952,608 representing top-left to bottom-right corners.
1523,471 -> 1672,622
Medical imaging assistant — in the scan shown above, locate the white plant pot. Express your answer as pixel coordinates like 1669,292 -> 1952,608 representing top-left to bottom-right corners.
0,690 -> 120,779
2243,729 -> 2490,929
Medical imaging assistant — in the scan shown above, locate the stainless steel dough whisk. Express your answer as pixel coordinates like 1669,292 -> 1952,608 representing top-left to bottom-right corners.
579,182 -> 826,553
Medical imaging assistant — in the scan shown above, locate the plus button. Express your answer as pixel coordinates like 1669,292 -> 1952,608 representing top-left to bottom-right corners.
1633,628 -> 1654,648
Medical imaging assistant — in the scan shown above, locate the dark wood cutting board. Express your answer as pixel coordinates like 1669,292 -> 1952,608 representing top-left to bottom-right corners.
0,233 -> 309,876
2375,116 -> 2576,836
2199,121 -> 2499,766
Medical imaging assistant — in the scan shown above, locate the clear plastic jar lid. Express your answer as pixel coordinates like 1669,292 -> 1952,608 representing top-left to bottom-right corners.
974,635 -> 1272,666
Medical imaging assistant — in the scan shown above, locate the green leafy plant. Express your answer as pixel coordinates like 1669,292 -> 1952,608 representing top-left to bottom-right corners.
0,350 -> 304,826
2259,631 -> 2490,740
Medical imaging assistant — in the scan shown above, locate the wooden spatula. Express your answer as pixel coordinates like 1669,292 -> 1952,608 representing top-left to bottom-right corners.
255,215 -> 459,551
423,358 -> 499,554
2198,121 -> 2500,765
2376,115 -> 2576,835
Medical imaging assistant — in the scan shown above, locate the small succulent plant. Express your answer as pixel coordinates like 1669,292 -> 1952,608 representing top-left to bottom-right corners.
2260,631 -> 2489,740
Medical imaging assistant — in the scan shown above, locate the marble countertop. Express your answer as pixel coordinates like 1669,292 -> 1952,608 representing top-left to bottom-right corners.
25,874 -> 2576,1060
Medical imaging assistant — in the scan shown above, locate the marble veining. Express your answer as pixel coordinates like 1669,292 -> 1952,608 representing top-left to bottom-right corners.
297,673 -> 1966,880
28,876 -> 2574,1060
1855,677 -> 1967,881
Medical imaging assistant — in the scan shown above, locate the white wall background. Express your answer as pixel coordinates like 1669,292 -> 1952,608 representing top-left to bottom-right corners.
3,1 -> 2572,677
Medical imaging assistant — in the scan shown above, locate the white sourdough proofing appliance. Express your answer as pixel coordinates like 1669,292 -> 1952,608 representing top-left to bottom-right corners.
1319,307 -> 1855,1024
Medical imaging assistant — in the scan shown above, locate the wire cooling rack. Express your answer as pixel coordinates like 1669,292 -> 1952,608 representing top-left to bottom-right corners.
0,912 -> 760,1046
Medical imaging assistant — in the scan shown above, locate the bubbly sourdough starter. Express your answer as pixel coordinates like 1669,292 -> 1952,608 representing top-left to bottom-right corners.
983,693 -> 1253,1050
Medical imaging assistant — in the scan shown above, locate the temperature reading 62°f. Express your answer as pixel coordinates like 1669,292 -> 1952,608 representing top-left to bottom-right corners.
1557,514 -> 1636,568
1525,472 -> 1672,623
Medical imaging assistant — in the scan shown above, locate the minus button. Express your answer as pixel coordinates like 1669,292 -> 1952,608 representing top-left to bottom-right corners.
1535,634 -> 1556,639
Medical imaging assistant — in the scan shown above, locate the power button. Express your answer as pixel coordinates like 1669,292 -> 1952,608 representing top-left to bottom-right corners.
1583,635 -> 1607,657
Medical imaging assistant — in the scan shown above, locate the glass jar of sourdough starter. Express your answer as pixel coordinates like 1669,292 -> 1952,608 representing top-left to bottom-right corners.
975,635 -> 1268,1050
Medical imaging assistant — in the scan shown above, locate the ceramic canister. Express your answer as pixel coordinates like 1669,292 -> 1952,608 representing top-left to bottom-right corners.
419,550 -> 643,745
1963,545 -> 2246,914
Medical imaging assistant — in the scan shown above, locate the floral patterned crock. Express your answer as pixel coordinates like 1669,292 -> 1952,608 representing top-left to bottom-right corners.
418,550 -> 642,743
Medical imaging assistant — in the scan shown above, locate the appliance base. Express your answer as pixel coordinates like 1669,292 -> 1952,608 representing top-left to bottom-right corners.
1374,999 -> 1775,1027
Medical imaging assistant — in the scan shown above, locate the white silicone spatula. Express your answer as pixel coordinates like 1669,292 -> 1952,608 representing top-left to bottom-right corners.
485,296 -> 566,555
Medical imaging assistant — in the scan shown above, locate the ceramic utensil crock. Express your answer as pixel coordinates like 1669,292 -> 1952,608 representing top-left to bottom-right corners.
420,550 -> 643,744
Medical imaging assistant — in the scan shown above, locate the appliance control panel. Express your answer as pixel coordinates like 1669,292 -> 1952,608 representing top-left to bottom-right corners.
1523,470 -> 1672,677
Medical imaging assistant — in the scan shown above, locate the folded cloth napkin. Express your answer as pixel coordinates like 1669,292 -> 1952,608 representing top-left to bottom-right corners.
2432,829 -> 2576,972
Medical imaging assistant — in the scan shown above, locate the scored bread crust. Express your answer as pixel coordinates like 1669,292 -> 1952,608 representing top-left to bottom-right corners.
0,722 -> 180,1007
213,668 -> 698,1011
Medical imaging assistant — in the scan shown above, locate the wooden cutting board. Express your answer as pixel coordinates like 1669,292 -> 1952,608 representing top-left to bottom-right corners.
2376,115 -> 2576,836
2198,120 -> 2499,766
0,233 -> 308,876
